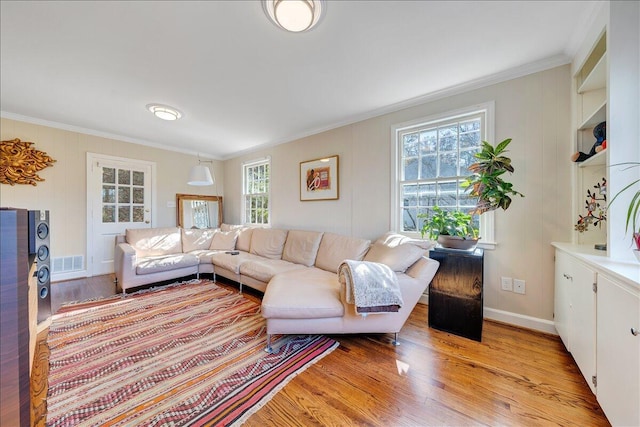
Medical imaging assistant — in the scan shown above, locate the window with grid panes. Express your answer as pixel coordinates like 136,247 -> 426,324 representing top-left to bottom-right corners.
243,159 -> 270,225
396,109 -> 487,237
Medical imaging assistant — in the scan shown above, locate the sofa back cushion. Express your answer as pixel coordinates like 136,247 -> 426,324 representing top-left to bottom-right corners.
315,232 -> 370,272
249,228 -> 288,259
209,230 -> 238,250
126,227 -> 182,257
236,227 -> 254,252
220,224 -> 254,252
181,228 -> 217,252
282,230 -> 324,267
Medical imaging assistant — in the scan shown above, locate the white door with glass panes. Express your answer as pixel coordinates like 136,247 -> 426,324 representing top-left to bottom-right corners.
87,153 -> 154,276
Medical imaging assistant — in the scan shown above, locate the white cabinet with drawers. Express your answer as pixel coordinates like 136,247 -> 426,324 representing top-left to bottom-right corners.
553,250 -> 597,394
553,243 -> 640,426
596,274 -> 640,426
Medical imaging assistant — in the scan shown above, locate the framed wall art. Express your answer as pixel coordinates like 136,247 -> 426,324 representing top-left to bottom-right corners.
300,155 -> 339,201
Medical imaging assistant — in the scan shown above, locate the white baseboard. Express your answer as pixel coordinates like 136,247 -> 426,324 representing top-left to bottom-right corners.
483,307 -> 558,335
418,295 -> 557,336
52,269 -> 88,283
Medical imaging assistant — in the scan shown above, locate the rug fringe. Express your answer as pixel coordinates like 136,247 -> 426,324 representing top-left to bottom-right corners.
231,337 -> 340,426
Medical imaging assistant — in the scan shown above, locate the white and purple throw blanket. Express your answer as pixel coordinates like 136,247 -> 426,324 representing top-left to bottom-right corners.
338,260 -> 404,315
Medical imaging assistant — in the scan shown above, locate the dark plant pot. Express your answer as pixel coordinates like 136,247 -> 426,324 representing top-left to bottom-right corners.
437,235 -> 479,250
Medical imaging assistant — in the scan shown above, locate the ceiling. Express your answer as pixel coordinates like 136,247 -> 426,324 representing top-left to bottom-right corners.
1,1 -> 599,160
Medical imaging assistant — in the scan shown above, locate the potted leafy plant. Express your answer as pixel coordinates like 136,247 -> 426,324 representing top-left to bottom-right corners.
462,138 -> 524,214
418,138 -> 522,250
418,206 -> 479,250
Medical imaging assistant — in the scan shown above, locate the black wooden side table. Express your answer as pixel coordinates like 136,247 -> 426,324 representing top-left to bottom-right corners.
428,247 -> 484,341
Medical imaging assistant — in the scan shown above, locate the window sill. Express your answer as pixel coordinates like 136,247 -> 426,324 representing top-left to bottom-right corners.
478,241 -> 496,250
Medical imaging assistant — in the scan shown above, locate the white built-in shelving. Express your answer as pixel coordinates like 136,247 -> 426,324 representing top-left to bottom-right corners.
579,101 -> 606,131
578,150 -> 606,168
574,32 -> 608,247
577,52 -> 607,94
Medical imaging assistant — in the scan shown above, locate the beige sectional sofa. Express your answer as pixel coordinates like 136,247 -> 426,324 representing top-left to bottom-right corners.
114,225 -> 440,348
115,227 -> 222,292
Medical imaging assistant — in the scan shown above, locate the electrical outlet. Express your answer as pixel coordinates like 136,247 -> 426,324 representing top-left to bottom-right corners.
514,279 -> 526,294
501,277 -> 513,291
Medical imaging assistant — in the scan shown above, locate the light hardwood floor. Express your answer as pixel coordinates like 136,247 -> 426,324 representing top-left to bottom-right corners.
32,275 -> 610,426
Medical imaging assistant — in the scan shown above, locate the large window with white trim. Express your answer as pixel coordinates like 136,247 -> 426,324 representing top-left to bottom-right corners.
392,103 -> 495,245
243,158 -> 270,225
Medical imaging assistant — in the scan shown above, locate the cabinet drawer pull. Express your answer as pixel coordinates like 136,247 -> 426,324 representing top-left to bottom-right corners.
632,328 -> 639,337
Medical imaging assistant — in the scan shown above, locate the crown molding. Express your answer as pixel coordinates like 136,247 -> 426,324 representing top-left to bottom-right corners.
0,111 -> 222,160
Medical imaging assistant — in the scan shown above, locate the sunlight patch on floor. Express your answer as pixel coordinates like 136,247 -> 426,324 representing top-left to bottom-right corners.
396,359 -> 410,375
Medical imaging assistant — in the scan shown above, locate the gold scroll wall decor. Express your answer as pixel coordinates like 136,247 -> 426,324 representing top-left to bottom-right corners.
0,138 -> 56,186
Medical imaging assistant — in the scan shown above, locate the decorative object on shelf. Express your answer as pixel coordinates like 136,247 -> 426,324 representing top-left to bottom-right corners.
263,0 -> 325,33
300,155 -> 338,201
575,177 -> 607,233
571,121 -> 606,163
0,138 -> 56,186
418,206 -> 479,250
462,138 -> 524,214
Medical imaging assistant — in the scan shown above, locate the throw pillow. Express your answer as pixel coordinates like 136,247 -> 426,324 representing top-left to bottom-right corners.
364,242 -> 426,273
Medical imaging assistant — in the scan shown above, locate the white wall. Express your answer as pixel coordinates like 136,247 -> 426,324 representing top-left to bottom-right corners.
607,0 -> 640,261
224,65 -> 573,327
0,118 -> 224,278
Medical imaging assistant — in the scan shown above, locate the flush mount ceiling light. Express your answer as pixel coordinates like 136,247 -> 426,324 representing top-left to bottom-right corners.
146,103 -> 182,121
263,0 -> 325,33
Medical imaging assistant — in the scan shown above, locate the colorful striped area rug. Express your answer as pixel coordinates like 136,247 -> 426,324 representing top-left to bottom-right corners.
46,280 -> 338,426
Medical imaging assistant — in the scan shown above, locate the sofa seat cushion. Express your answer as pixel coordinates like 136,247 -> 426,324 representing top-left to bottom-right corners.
126,227 -> 182,257
188,249 -> 222,264
210,251 -> 259,274
262,268 -> 344,319
239,259 -> 306,283
136,253 -> 199,275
